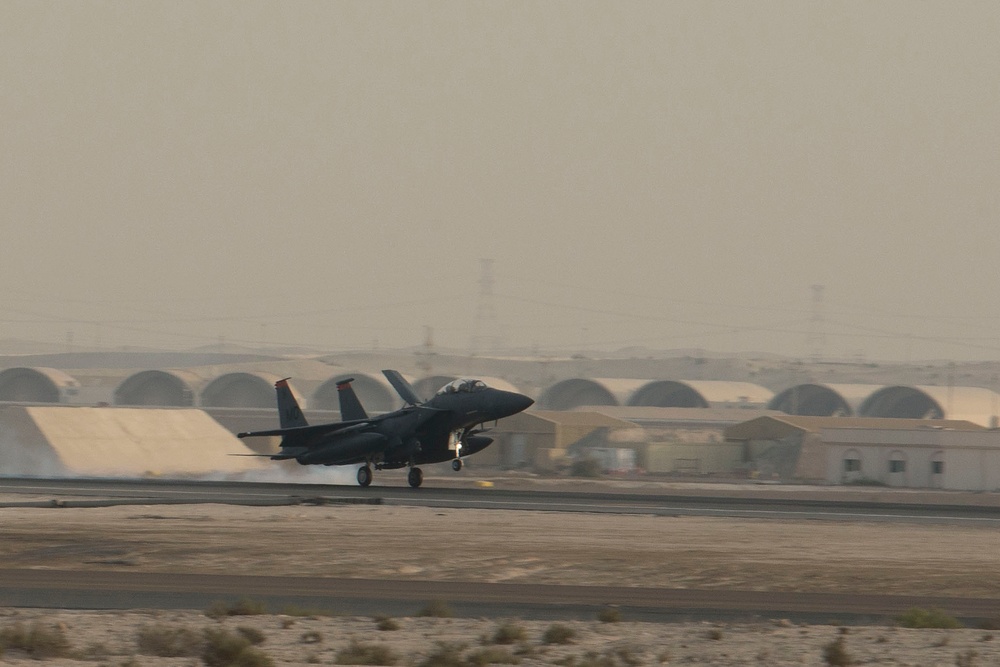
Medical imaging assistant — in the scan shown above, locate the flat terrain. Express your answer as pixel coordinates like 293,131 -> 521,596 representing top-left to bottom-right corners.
1,608 -> 999,666
2,495 -> 999,665
2,503 -> 999,597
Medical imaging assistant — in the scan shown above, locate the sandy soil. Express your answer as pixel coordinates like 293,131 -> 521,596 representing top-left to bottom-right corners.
0,608 -> 998,666
2,500 -> 1000,665
2,503 -> 999,597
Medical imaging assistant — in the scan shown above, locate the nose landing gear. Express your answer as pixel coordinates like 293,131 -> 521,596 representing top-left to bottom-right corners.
451,458 -> 463,472
407,467 -> 423,488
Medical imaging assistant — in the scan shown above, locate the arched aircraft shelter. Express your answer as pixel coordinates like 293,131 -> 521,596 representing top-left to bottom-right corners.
114,370 -> 199,407
538,379 -> 646,411
628,380 -> 772,409
200,372 -> 288,409
859,385 -> 1000,427
312,373 -> 397,413
768,383 -> 882,417
0,367 -> 79,403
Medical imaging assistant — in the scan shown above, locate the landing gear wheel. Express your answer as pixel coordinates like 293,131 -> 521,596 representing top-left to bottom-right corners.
407,467 -> 423,488
357,465 -> 373,487
451,458 -> 463,472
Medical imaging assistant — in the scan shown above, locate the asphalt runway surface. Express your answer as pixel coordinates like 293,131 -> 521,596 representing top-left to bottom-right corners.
2,569 -> 998,625
2,476 -> 1000,524
2,477 -> 999,622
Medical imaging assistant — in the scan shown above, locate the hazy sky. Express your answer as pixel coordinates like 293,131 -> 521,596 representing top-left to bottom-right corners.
2,1 -> 999,361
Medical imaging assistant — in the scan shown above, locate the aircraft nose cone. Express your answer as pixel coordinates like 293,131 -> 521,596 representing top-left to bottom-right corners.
496,391 -> 533,417
512,393 -> 534,413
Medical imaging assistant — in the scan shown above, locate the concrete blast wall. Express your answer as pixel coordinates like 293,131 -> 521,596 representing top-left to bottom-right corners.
0,406 -> 266,477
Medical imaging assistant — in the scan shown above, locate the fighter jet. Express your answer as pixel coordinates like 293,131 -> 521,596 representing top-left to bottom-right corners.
237,370 -> 533,487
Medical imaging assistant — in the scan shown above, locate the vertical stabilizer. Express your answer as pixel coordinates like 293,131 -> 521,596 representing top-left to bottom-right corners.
276,378 -> 308,428
382,370 -> 423,406
336,378 -> 369,421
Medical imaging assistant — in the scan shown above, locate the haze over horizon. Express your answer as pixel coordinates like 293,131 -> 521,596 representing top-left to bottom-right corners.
2,2 -> 998,363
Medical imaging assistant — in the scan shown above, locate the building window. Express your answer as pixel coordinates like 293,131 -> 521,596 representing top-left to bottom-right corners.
844,458 -> 861,472
889,460 -> 906,473
931,460 -> 944,475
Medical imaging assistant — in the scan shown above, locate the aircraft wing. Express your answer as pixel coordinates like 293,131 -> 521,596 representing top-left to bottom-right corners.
237,419 -> 371,440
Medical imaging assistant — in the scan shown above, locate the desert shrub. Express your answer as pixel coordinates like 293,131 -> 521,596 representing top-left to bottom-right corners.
417,599 -> 454,618
978,618 -> 1000,630
490,621 -> 527,645
0,620 -> 73,659
202,627 -> 274,667
335,638 -> 399,665
822,636 -> 852,667
374,615 -> 400,631
955,649 -> 978,667
597,607 -> 622,623
237,626 -> 266,645
706,628 -> 723,640
618,646 -> 643,666
300,630 -> 323,644
571,458 -> 603,478
575,650 -> 615,667
416,642 -> 466,667
82,641 -> 112,659
542,624 -> 577,645
897,608 -> 963,629
281,605 -> 335,618
136,623 -> 204,657
467,646 -> 520,666
206,598 -> 267,619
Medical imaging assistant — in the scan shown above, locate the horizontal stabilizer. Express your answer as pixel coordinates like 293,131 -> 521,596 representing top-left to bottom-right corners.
237,419 -> 371,440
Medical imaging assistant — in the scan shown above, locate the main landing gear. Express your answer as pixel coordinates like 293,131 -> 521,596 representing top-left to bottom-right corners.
357,465 -> 373,487
407,467 -> 423,488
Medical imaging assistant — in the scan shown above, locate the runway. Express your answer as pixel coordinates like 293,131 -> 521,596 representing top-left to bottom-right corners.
2,476 -> 1000,524
1,568 -> 997,624
2,477 -> 999,622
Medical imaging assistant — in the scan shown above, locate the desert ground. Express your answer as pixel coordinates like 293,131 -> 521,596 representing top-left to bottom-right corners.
3,502 -> 1000,596
1,607 -> 999,666
1,495 -> 999,665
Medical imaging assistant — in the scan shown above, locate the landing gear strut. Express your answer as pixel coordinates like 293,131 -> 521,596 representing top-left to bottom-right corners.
451,458 -> 463,472
357,465 -> 373,487
407,467 -> 423,488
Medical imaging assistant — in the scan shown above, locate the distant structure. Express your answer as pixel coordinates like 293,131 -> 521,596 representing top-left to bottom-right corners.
806,284 -> 826,362
471,258 -> 502,355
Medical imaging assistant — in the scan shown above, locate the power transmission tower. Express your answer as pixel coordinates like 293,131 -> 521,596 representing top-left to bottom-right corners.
471,259 -> 502,355
806,284 -> 826,362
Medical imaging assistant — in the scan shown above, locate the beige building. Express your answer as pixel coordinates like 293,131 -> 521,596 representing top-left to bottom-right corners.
821,426 -> 1000,491
725,415 -> 996,489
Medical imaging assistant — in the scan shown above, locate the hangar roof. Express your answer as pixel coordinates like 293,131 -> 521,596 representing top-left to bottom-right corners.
580,406 -> 783,427
725,415 -> 984,441
498,410 -> 634,433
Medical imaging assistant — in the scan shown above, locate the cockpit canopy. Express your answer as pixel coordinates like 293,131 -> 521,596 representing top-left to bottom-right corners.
436,378 -> 489,395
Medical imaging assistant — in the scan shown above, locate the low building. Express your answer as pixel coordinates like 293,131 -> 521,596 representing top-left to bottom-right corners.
724,415 -> 994,489
490,410 -> 634,469
821,426 -> 1000,490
